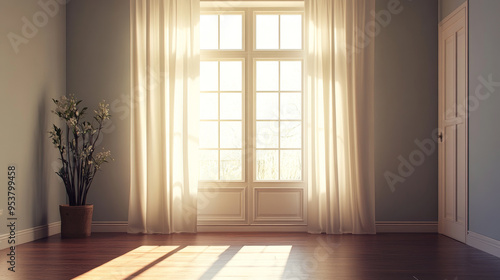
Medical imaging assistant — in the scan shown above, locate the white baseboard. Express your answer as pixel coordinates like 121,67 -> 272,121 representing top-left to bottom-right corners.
466,231 -> 500,258
376,221 -> 438,233
197,222 -> 438,233
0,221 -> 61,250
92,221 -> 128,232
0,221 -> 129,249
197,225 -> 308,232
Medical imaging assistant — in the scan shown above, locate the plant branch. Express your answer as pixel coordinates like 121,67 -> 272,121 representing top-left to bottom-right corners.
50,96 -> 111,207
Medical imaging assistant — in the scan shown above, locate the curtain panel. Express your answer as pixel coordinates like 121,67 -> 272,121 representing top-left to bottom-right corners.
305,0 -> 376,234
128,0 -> 200,234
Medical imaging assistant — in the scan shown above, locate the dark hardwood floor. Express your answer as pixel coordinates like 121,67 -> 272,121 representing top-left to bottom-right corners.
1,232 -> 500,279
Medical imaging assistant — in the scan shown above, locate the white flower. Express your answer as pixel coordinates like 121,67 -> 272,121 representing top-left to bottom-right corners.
67,117 -> 77,127
94,101 -> 110,120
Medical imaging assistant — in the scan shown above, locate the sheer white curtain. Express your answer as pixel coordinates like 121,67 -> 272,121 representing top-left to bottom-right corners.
305,0 -> 376,234
128,0 -> 200,234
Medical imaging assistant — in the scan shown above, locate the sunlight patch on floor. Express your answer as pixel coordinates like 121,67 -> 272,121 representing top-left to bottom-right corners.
72,245 -> 292,280
212,245 -> 293,279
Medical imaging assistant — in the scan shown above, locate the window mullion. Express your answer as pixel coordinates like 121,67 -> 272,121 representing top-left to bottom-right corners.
217,15 -> 221,49
278,14 -> 281,49
246,8 -> 253,183
277,61 -> 281,181
217,61 -> 221,180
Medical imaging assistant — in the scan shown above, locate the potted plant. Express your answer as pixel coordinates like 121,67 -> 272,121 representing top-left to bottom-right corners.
49,95 -> 112,238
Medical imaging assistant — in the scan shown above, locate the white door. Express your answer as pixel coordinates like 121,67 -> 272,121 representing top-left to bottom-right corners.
438,3 -> 468,243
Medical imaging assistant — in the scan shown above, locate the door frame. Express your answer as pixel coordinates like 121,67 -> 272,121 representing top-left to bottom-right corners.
438,1 -> 468,242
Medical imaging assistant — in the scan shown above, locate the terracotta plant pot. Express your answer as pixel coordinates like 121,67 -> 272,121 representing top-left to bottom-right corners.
59,205 -> 94,238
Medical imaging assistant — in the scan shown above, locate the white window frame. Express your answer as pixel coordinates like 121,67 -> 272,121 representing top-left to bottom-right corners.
200,5 -> 305,187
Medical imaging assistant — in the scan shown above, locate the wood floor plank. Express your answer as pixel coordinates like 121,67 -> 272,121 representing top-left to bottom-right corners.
0,233 -> 500,279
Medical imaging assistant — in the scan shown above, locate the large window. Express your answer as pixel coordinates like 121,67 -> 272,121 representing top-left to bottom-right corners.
199,8 -> 304,183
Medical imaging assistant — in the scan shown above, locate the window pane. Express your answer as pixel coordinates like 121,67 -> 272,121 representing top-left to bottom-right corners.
256,92 -> 279,120
256,15 -> 279,49
280,150 -> 302,180
280,121 -> 301,148
200,15 -> 218,50
220,150 -> 242,180
220,92 -> 242,120
200,92 -> 218,120
280,92 -> 301,120
256,121 -> 279,148
220,15 -> 242,50
256,150 -> 278,180
280,15 -> 302,49
256,61 -> 279,91
280,61 -> 302,91
199,121 -> 219,148
220,61 -> 242,91
200,150 -> 218,180
200,61 -> 218,91
220,121 -> 242,148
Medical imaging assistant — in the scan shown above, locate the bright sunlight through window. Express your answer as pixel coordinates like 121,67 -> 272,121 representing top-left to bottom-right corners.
199,9 -> 304,183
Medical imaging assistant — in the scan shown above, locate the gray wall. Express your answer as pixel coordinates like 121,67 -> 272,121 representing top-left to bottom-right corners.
0,0 -> 66,240
469,0 -> 500,241
439,0 -> 466,21
66,0 -> 130,221
374,0 -> 439,221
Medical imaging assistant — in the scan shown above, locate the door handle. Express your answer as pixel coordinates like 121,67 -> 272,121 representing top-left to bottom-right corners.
438,132 -> 443,142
